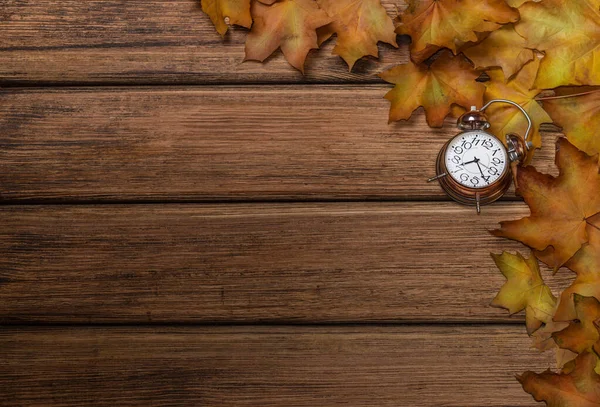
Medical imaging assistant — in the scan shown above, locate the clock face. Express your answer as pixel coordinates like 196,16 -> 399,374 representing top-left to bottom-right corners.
444,131 -> 508,189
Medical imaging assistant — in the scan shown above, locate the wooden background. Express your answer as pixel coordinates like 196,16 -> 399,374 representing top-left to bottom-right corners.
0,1 -> 566,405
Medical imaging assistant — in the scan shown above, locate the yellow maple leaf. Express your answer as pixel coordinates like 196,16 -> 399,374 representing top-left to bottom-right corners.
245,0 -> 331,73
379,53 -> 485,126
491,251 -> 556,335
553,295 -> 600,355
483,58 -> 553,161
396,0 -> 519,62
554,222 -> 600,322
542,89 -> 600,157
493,139 -> 600,270
515,0 -> 600,88
518,352 -> 600,407
201,0 -> 252,37
316,0 -> 397,71
463,24 -> 534,80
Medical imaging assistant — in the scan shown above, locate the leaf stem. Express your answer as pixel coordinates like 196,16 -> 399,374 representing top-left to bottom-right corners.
535,89 -> 600,101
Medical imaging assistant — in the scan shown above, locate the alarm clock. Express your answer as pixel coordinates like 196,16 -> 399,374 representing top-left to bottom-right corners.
428,99 -> 533,214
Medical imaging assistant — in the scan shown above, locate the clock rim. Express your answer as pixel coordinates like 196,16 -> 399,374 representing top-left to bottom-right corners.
443,130 -> 509,189
435,131 -> 512,207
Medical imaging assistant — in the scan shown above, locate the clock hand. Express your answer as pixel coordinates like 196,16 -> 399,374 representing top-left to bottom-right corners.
460,158 -> 478,166
475,160 -> 486,178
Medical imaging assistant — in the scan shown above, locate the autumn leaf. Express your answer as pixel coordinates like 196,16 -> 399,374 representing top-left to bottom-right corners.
553,295 -> 600,356
542,89 -> 600,157
202,0 -> 252,36
514,0 -> 600,88
482,57 -> 552,160
518,352 -> 600,407
493,138 -> 600,270
396,0 -> 519,62
505,0 -> 539,6
316,0 -> 397,70
491,251 -> 556,335
463,24 -> 534,80
245,0 -> 331,72
379,53 -> 485,126
554,222 -> 600,322
531,306 -> 570,352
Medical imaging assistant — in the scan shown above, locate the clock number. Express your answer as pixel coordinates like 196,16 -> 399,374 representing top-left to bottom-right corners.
471,177 -> 480,185
460,173 -> 469,182
492,157 -> 502,165
492,149 -> 501,156
452,155 -> 461,164
453,146 -> 464,154
488,167 -> 498,176
462,141 -> 473,150
482,140 -> 493,150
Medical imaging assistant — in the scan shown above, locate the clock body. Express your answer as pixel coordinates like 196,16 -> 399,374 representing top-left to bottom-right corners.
435,130 -> 512,207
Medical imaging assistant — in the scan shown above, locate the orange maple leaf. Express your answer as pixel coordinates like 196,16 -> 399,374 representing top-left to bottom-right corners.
202,0 -> 252,36
396,0 -> 519,62
245,0 -> 331,73
543,89 -> 600,157
553,295 -> 600,356
515,0 -> 600,88
493,139 -> 600,270
379,53 -> 485,126
518,352 -> 600,407
316,0 -> 397,70
463,24 -> 534,80
554,222 -> 600,322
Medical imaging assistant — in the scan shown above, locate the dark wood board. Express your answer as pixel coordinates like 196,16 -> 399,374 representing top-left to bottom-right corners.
0,86 -> 560,202
0,0 -> 407,85
0,325 -> 554,406
0,202 -> 572,323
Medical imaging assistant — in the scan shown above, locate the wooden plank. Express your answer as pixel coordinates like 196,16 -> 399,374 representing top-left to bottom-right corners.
0,86 -> 559,202
0,326 -> 554,406
0,0 -> 408,85
0,203 -> 572,323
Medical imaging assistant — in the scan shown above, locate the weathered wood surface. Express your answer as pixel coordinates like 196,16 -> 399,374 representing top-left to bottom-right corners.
0,87 -> 560,202
0,203 -> 572,323
0,0 -> 408,85
0,326 -> 553,406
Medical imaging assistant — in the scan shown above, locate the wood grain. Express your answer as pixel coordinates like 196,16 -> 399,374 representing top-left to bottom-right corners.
0,203 -> 572,323
0,326 -> 554,406
0,0 -> 408,85
0,86 -> 560,202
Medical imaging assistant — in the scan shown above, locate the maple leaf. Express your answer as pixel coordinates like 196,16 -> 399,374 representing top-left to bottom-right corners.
245,0 -> 331,73
493,138 -> 600,270
482,58 -> 552,161
553,295 -> 600,356
491,251 -> 556,335
379,53 -> 485,126
514,0 -> 600,89
463,24 -> 534,80
316,0 -> 397,70
542,89 -> 600,157
396,0 -> 519,62
518,352 -> 600,407
554,222 -> 600,322
532,306 -> 570,351
202,0 -> 252,37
